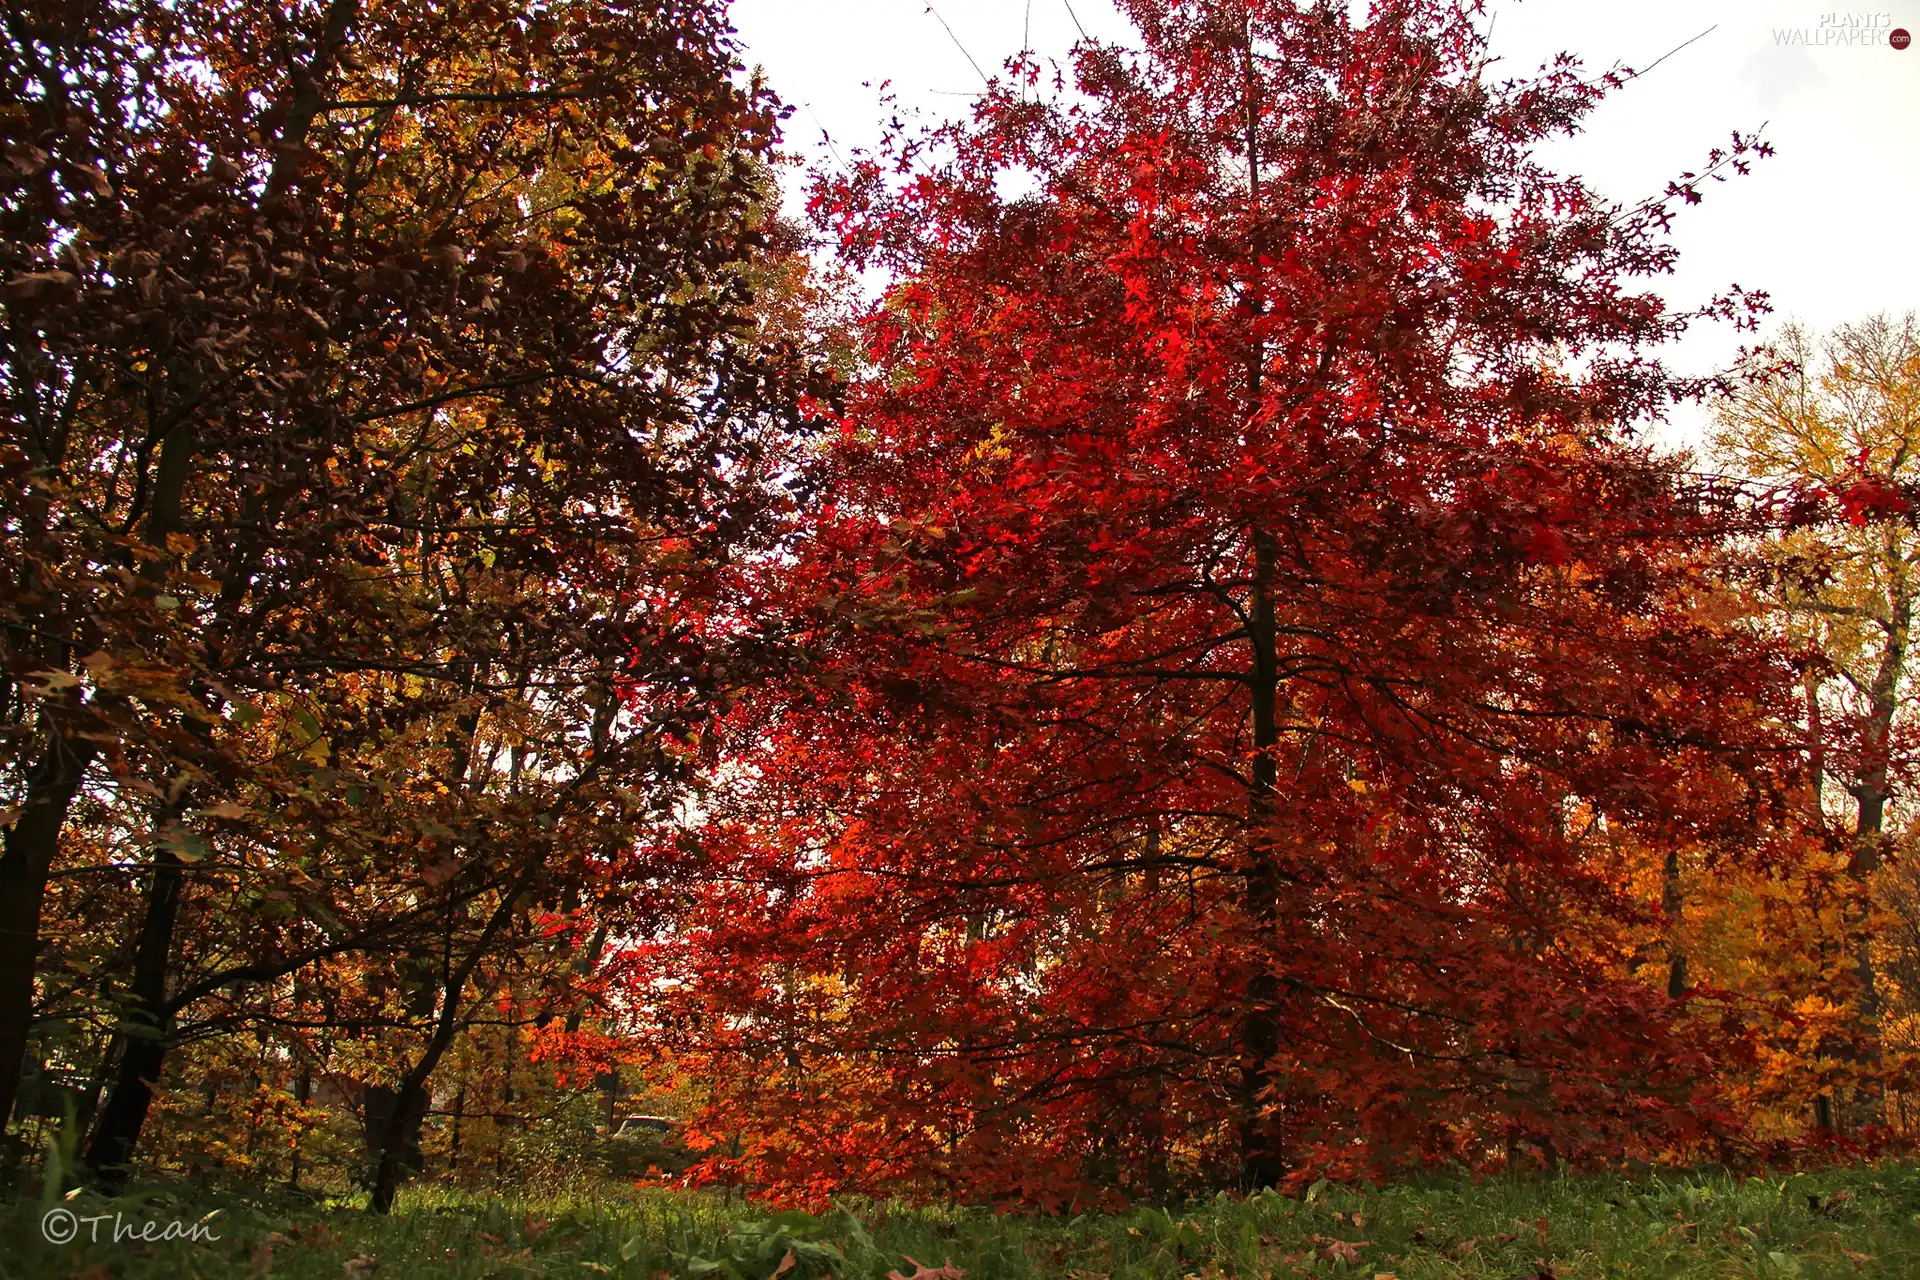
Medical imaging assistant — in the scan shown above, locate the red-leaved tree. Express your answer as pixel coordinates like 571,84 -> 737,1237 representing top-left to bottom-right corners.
642,0 -> 1809,1206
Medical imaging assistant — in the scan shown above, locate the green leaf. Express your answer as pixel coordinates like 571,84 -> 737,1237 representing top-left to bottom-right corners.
158,826 -> 211,863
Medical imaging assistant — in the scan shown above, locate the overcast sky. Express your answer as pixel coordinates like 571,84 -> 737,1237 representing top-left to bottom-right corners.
729,0 -> 1920,449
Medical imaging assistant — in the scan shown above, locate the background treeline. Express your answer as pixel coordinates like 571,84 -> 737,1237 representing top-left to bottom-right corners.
6,0 -> 1920,1214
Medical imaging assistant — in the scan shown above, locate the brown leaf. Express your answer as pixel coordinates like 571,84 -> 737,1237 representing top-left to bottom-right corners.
19,669 -> 82,696
1322,1239 -> 1367,1265
771,1249 -> 797,1279
2,269 -> 77,300
887,1257 -> 965,1280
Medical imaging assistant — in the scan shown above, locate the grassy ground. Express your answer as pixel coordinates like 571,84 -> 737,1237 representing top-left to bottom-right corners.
5,1164 -> 1920,1279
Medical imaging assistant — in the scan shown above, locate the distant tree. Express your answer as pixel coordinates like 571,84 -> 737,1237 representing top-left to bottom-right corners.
1714,313 -> 1920,1131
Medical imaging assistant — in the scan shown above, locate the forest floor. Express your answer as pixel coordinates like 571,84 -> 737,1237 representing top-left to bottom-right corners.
4,1162 -> 1920,1279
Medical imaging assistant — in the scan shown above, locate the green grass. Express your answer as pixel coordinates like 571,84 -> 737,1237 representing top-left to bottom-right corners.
6,1164 -> 1920,1279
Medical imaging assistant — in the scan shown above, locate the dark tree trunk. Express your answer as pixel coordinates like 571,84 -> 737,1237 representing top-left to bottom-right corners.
367,855 -> 537,1213
0,729 -> 102,1135
1662,849 -> 1688,999
365,1080 -> 430,1209
1233,33 -> 1290,1192
448,1083 -> 466,1174
289,1064 -> 312,1188
83,847 -> 186,1187
1847,778 -> 1887,1129
1238,527 -> 1285,1191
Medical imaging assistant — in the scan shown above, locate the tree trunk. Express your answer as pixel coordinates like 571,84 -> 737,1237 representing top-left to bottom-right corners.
1238,527 -> 1285,1191
290,1064 -> 312,1188
83,847 -> 187,1187
365,1080 -> 430,1210
367,855 -> 536,1213
448,1083 -> 466,1174
1843,588 -> 1907,1128
1661,849 -> 1688,998
1233,33 -> 1288,1189
0,728 -> 102,1134
1846,775 -> 1887,1130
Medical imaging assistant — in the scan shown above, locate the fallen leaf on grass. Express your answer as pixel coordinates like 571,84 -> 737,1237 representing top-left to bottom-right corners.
888,1256 -> 966,1280
772,1249 -> 798,1279
1321,1239 -> 1367,1265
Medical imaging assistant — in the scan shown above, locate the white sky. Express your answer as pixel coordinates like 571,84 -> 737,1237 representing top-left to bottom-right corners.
731,0 -> 1920,450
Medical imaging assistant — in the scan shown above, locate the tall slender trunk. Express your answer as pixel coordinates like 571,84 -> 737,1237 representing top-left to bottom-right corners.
289,1063 -> 311,1188
1804,662 -> 1840,1133
447,1083 -> 466,1174
8,422 -> 193,1162
70,409 -> 196,1184
1843,588 -> 1907,1129
83,846 -> 186,1186
1239,528 -> 1285,1191
1233,29 -> 1287,1191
